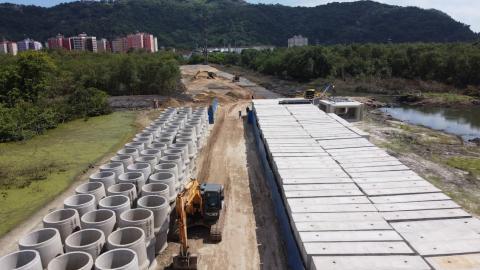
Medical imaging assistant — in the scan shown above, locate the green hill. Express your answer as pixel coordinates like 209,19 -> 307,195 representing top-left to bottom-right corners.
0,0 -> 477,48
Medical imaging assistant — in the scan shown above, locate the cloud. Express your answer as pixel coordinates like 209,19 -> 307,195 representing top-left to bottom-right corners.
247,0 -> 480,32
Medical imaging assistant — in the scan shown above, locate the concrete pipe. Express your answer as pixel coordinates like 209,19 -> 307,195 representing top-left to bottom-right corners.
139,149 -> 161,160
0,250 -> 42,270
132,137 -> 151,148
126,163 -> 151,185
147,142 -> 167,152
89,171 -> 116,189
110,155 -> 134,170
134,156 -> 157,169
118,172 -> 146,193
107,227 -> 148,270
143,128 -> 160,138
155,215 -> 170,254
117,148 -> 140,160
164,149 -> 186,164
47,251 -> 93,270
148,172 -> 176,202
94,248 -> 138,270
75,182 -> 106,204
136,195 -> 169,232
65,228 -> 105,260
18,228 -> 63,269
153,138 -> 172,146
125,142 -> 145,152
154,163 -> 179,180
98,195 -> 131,224
140,183 -> 169,198
107,183 -> 137,207
81,209 -> 116,238
176,138 -> 197,157
99,162 -> 124,180
43,209 -> 80,244
170,143 -> 190,160
135,132 -> 154,141
119,209 -> 155,242
64,194 -> 96,217
159,155 -> 184,174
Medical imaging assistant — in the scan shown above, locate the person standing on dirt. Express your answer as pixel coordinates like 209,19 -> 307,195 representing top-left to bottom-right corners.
239,110 -> 242,119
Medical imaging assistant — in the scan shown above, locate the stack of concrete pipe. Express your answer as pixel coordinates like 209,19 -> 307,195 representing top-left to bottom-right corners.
1,106 -> 212,270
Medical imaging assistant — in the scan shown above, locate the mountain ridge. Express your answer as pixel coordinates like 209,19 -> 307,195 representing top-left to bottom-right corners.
0,0 -> 477,48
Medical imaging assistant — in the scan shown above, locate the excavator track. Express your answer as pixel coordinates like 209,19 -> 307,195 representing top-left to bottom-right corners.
209,203 -> 226,242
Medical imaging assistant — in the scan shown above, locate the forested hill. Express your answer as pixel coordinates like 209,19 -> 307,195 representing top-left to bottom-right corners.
0,0 -> 477,48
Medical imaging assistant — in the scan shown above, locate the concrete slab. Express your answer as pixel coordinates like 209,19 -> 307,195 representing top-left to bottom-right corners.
353,175 -> 426,183
382,209 -> 472,222
345,165 -> 410,173
309,256 -> 431,270
340,161 -> 404,168
375,200 -> 460,212
363,186 -> 441,196
426,253 -> 480,270
294,220 -> 392,231
282,178 -> 353,184
288,203 -> 378,213
285,189 -> 364,198
278,170 -> 349,179
292,212 -> 385,222
288,196 -> 371,205
299,230 -> 402,242
303,241 -> 414,256
283,183 -> 359,191
349,170 -> 421,178
359,180 -> 435,189
370,193 -> 451,204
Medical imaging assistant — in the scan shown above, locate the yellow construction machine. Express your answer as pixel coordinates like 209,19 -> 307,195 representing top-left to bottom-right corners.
173,179 -> 225,269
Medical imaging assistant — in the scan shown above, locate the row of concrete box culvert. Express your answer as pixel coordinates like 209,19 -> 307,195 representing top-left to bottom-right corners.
0,106 -> 212,270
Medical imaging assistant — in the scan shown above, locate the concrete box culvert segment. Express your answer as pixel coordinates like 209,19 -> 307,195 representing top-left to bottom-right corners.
81,209 -> 116,238
47,251 -> 93,270
94,248 -> 139,270
141,183 -> 170,199
107,183 -> 138,207
107,227 -> 149,270
117,148 -> 140,160
63,194 -> 96,217
89,171 -> 116,190
134,156 -> 157,169
149,172 -> 176,202
110,155 -> 134,170
0,250 -> 43,270
18,228 -> 63,269
119,172 -> 146,192
137,195 -> 169,232
99,162 -> 125,179
75,182 -> 106,205
125,142 -> 145,152
98,195 -> 131,224
127,163 -> 152,182
42,208 -> 81,244
119,209 -> 155,242
65,228 -> 105,260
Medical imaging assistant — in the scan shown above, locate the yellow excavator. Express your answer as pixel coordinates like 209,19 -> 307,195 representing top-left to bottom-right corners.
173,179 -> 225,269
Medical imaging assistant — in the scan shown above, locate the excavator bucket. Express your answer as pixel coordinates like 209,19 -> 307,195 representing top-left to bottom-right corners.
173,252 -> 198,270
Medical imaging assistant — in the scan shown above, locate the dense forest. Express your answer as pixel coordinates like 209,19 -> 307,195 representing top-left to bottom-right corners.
0,0 -> 478,48
191,43 -> 480,96
0,51 -> 180,141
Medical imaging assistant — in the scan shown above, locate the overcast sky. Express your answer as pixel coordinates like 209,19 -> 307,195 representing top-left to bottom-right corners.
2,0 -> 479,32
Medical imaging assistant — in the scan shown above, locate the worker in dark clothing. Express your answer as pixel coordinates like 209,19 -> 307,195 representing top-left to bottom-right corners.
238,110 -> 242,119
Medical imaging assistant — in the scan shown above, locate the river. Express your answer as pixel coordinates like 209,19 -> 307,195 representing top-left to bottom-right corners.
380,106 -> 480,141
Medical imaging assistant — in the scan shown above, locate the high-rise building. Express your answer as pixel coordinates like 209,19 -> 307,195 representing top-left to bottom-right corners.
288,35 -> 308,47
47,34 -> 71,50
126,33 -> 144,51
70,33 -> 97,52
17,38 -> 43,52
85,36 -> 97,52
8,42 -> 18,55
112,37 -> 127,53
0,42 -> 7,54
97,38 -> 108,52
153,37 -> 158,52
142,33 -> 154,52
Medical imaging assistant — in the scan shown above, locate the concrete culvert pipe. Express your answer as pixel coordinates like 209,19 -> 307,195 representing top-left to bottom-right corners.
18,228 -> 63,269
124,142 -> 145,152
99,162 -> 124,179
141,183 -> 169,198
81,209 -> 116,238
65,229 -> 105,260
139,149 -> 161,160
107,227 -> 148,270
164,149 -> 186,164
135,132 -> 154,141
107,183 -> 137,207
147,143 -> 167,152
64,194 -> 96,217
176,138 -> 197,157
134,156 -> 157,169
117,148 -> 140,160
119,209 -> 155,242
132,137 -> 152,148
137,195 -> 169,232
110,155 -> 134,170
154,163 -> 179,180
95,248 -> 138,270
75,182 -> 106,204
118,172 -> 146,193
98,195 -> 131,224
127,163 -> 152,183
149,172 -> 176,201
47,251 -> 93,270
159,155 -> 184,173
89,171 -> 116,189
43,209 -> 80,244
0,250 -> 42,270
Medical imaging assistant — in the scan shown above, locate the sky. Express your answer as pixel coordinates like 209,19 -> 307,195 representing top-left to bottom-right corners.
1,0 -> 479,32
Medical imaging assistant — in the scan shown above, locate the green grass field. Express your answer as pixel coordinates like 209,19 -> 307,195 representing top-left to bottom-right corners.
0,111 -> 137,237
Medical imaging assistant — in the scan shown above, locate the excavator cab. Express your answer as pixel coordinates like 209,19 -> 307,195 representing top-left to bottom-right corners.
200,183 -> 224,223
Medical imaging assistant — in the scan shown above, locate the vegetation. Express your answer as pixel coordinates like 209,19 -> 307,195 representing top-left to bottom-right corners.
446,157 -> 480,178
0,50 -> 180,141
0,0 -> 478,48
195,43 -> 480,95
0,111 -> 137,236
